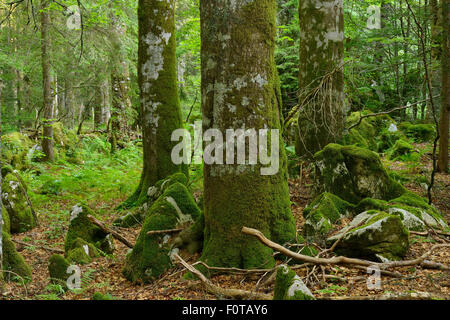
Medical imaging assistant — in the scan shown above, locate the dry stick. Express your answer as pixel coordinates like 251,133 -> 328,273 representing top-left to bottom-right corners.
174,253 -> 272,300
147,228 -> 183,236
321,291 -> 445,301
242,227 -> 450,271
87,215 -> 133,248
11,239 -> 64,254
410,230 -> 450,237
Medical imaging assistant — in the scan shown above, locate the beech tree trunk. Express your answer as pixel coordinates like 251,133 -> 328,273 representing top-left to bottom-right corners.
120,0 -> 186,208
199,0 -> 297,269
296,0 -> 345,158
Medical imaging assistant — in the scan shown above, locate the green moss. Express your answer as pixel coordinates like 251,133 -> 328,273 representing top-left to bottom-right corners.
303,192 -> 354,239
2,231 -> 32,281
113,210 -> 145,228
67,248 -> 92,265
2,205 -> 11,234
331,212 -> 409,261
313,143 -> 406,204
174,213 -> 205,254
123,182 -> 201,283
64,203 -> 108,253
355,198 -> 388,213
1,132 -> 32,166
389,139 -> 414,160
404,123 -> 435,142
2,173 -> 36,233
93,292 -> 116,300
274,265 -> 315,300
48,254 -> 71,288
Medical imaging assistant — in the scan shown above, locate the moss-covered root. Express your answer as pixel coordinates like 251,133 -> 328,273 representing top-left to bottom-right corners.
313,143 -> 406,204
2,173 -> 37,233
273,265 -> 315,300
173,213 -> 205,254
2,232 -> 32,281
122,182 -> 201,283
48,254 -> 71,288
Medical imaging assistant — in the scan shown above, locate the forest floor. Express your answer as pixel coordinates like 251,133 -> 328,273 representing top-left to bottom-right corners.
2,140 -> 449,300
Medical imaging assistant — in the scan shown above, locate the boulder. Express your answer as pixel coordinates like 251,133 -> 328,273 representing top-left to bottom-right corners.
1,172 -> 37,233
313,144 -> 406,204
303,192 -> 354,239
48,254 -> 71,288
327,210 -> 409,262
388,139 -> 416,160
123,182 -> 201,283
1,132 -> 33,169
64,203 -> 114,264
399,122 -> 435,142
274,265 -> 315,300
2,231 -> 32,281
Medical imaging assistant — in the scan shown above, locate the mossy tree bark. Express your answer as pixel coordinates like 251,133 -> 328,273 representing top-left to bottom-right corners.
122,0 -> 186,208
40,0 -> 54,162
438,0 -> 449,173
296,0 -> 345,159
199,0 -> 297,269
109,16 -> 132,153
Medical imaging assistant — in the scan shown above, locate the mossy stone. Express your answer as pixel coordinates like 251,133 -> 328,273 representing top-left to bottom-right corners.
274,265 -> 315,300
1,173 -> 36,233
123,182 -> 201,283
313,143 -> 406,204
2,231 -> 32,281
48,254 -> 71,288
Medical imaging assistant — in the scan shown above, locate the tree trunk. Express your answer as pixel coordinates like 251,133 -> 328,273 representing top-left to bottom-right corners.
120,0 -> 186,209
297,0 -> 345,159
109,16 -> 132,153
199,0 -> 297,269
40,0 -> 54,162
438,0 -> 449,173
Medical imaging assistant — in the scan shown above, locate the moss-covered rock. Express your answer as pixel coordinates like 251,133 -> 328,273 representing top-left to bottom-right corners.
64,203 -> 113,259
273,265 -> 315,300
389,139 -> 415,160
1,173 -> 37,233
48,254 -> 71,288
2,231 -> 32,281
123,182 -> 201,283
327,211 -> 409,261
400,123 -> 435,142
303,192 -> 354,238
1,132 -> 33,168
173,213 -> 205,254
313,144 -> 406,204
66,237 -> 100,264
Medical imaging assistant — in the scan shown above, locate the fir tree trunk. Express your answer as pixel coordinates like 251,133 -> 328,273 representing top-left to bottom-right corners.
438,0 -> 449,173
199,0 -> 297,269
297,0 -> 345,158
40,0 -> 54,162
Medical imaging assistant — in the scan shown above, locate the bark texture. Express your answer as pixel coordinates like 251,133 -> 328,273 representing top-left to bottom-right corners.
199,0 -> 297,269
297,0 -> 345,159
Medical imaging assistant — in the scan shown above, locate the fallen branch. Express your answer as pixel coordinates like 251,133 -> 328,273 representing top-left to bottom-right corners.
321,291 -> 445,300
147,228 -> 183,236
11,239 -> 64,254
242,227 -> 450,271
174,253 -> 272,300
87,215 -> 133,248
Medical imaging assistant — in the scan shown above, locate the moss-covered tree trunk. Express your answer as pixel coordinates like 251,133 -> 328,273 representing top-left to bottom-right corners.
296,0 -> 345,158
121,0 -> 186,208
109,16 -> 132,153
40,0 -> 54,162
199,0 -> 296,269
438,0 -> 449,173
